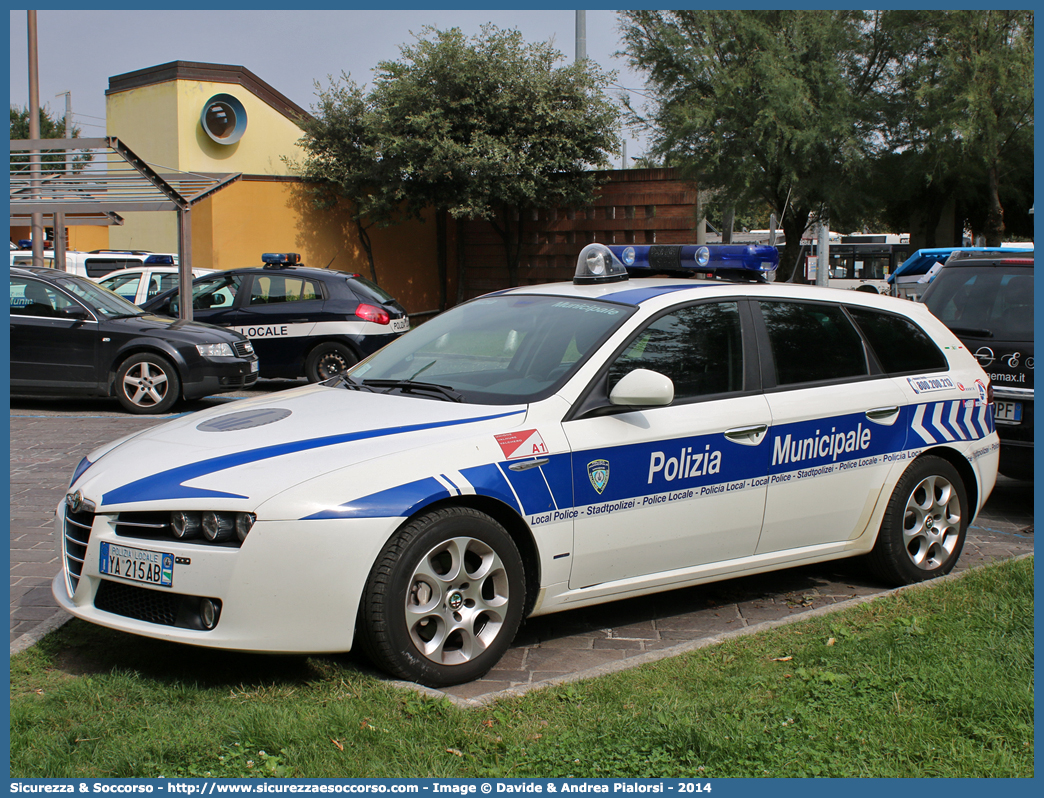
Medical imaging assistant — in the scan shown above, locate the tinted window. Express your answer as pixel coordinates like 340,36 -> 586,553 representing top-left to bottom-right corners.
10,277 -> 87,318
84,257 -> 140,278
759,301 -> 868,386
847,307 -> 947,374
608,302 -> 744,400
922,266 -> 1033,340
350,275 -> 396,304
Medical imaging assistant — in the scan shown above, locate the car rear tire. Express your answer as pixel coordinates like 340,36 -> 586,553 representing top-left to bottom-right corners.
115,352 -> 181,414
866,455 -> 968,586
305,342 -> 358,382
358,507 -> 526,687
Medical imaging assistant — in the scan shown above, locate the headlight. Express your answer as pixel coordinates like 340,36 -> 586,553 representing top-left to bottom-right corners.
196,343 -> 235,357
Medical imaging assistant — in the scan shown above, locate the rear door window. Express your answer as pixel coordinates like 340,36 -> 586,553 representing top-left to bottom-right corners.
758,300 -> 868,387
847,306 -> 948,374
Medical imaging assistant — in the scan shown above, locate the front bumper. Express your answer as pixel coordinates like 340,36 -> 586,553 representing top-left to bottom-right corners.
52,503 -> 400,653
182,356 -> 260,400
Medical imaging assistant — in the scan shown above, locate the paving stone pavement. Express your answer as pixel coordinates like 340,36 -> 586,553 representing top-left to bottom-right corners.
10,396 -> 1033,706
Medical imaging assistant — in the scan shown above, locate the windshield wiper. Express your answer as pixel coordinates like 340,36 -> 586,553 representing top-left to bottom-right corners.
327,374 -> 378,392
362,379 -> 465,403
949,326 -> 994,339
108,312 -> 147,320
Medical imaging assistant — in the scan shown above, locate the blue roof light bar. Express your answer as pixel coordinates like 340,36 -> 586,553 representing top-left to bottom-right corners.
608,244 -> 779,275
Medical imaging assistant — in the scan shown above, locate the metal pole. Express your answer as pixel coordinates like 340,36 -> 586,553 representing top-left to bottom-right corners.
27,11 -> 44,268
52,212 -> 66,270
575,10 -> 586,61
816,215 -> 831,287
57,90 -> 71,138
177,209 -> 193,322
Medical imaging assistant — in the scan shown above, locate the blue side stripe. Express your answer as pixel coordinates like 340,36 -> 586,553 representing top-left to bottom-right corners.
305,477 -> 451,520
459,464 -> 523,515
604,284 -> 712,304
100,409 -> 525,506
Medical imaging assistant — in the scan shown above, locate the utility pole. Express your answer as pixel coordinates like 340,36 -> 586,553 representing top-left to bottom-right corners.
816,215 -> 831,287
53,91 -> 71,267
575,10 -> 586,61
56,90 -> 71,138
27,10 -> 44,268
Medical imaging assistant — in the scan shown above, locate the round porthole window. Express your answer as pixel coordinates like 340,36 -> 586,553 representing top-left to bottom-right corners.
200,93 -> 247,145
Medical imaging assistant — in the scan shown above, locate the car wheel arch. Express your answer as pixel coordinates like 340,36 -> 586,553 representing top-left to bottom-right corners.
107,342 -> 189,396
380,493 -> 542,621
917,445 -> 980,517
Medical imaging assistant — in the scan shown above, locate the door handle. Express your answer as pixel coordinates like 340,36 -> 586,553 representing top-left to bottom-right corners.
724,424 -> 768,445
509,458 -> 549,472
865,406 -> 900,424
288,318 -> 309,323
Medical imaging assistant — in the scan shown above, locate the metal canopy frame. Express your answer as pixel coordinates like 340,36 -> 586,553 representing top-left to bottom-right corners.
10,137 -> 242,320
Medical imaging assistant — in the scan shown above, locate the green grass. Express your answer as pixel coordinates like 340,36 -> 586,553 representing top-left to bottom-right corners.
10,557 -> 1034,778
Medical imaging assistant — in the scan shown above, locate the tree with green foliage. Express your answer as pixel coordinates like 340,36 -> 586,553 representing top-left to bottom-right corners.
878,10 -> 1033,245
10,104 -> 91,174
295,24 -> 620,304
619,10 -> 901,280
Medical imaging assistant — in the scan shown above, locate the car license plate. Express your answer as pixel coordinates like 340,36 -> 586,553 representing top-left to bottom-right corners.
99,542 -> 174,587
393,317 -> 410,333
994,401 -> 1022,423
249,360 -> 259,373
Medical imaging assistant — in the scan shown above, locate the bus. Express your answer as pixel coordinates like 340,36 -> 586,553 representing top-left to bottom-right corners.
791,234 -> 910,293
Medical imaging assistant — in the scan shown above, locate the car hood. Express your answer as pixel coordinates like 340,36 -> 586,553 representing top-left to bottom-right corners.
73,384 -> 529,512
108,313 -> 246,342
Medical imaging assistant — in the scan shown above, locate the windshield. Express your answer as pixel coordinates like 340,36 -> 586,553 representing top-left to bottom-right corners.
55,274 -> 145,318
922,266 -> 1033,340
349,294 -> 634,404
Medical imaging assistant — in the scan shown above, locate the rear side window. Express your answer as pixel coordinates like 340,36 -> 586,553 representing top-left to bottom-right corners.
85,258 -> 141,277
759,301 -> 868,386
847,307 -> 948,374
350,275 -> 396,305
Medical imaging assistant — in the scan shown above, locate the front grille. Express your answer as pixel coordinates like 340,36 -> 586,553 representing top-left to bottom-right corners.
63,509 -> 95,593
219,372 -> 258,388
94,580 -> 220,630
233,341 -> 253,357
95,579 -> 179,626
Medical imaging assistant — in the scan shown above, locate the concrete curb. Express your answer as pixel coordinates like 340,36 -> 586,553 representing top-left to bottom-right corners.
428,552 -> 1035,708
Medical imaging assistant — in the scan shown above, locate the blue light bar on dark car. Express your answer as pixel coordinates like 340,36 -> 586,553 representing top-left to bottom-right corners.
262,253 -> 301,266
609,244 -> 779,274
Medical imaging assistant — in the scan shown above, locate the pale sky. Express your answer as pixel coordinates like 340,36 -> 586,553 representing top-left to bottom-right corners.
9,8 -> 651,164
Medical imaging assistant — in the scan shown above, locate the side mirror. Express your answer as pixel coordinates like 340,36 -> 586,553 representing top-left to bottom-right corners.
609,368 -> 675,407
64,308 -> 90,321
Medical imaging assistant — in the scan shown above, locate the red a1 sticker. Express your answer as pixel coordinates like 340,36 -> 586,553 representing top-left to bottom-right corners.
495,429 -> 549,460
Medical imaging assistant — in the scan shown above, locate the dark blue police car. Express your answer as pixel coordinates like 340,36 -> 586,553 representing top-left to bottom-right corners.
143,254 -> 409,382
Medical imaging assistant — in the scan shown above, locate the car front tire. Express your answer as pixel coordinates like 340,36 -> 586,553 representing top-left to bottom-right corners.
358,507 -> 526,687
305,342 -> 358,382
867,455 -> 968,586
115,352 -> 181,414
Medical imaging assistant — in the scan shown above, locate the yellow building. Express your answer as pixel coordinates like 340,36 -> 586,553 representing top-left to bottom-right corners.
100,60 -> 447,314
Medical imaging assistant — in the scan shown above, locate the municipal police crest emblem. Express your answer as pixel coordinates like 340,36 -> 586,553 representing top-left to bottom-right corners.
587,459 -> 610,494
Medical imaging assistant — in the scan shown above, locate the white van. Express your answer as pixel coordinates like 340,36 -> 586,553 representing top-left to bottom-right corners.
9,249 -> 180,279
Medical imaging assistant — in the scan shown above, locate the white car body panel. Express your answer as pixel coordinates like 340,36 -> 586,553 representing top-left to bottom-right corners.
53,277 -> 1000,656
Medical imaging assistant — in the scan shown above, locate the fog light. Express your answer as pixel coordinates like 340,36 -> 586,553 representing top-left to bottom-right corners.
202,511 -> 235,542
199,598 -> 220,630
236,512 -> 255,542
172,511 -> 202,539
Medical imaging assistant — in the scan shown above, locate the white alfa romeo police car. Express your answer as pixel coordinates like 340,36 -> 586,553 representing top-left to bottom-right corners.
54,243 -> 999,686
